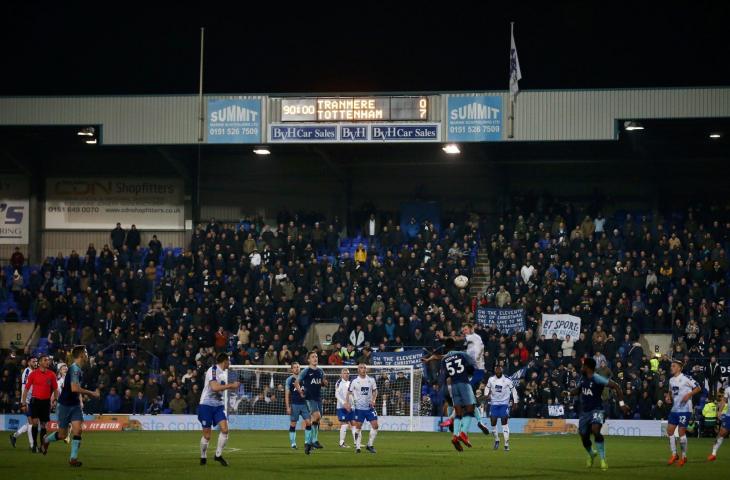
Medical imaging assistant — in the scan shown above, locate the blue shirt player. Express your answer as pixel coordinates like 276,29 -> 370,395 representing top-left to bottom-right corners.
197,353 -> 240,467
285,362 -> 312,452
42,346 -> 100,467
564,357 -> 628,471
295,351 -> 328,453
440,338 -> 477,452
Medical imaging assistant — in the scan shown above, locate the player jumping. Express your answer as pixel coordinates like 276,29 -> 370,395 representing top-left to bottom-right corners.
666,360 -> 701,467
563,357 -> 629,470
441,338 -> 478,451
295,351 -> 328,454
335,368 -> 356,448
347,363 -> 379,453
708,384 -> 730,461
41,346 -> 101,467
285,362 -> 312,451
485,364 -> 518,451
196,352 -> 240,467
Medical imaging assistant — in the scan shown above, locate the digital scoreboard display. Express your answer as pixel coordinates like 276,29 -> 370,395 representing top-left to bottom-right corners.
280,96 -> 428,122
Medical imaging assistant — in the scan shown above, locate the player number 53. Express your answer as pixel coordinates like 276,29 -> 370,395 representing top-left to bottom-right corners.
446,359 -> 464,376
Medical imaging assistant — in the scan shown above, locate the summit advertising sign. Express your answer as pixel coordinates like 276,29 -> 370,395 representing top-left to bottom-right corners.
447,95 -> 503,141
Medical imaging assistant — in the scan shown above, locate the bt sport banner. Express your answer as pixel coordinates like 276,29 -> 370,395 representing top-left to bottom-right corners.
476,308 -> 525,334
0,176 -> 29,244
540,314 -> 582,340
45,178 -> 184,230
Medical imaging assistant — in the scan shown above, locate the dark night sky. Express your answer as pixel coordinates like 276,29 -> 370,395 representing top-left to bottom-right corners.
2,2 -> 729,96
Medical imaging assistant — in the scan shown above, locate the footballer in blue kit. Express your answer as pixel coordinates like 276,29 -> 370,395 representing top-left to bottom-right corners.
440,338 -> 477,452
563,357 -> 629,471
285,362 -> 312,451
295,351 -> 328,454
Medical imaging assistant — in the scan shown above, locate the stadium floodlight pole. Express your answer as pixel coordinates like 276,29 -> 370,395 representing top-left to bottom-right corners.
198,27 -> 205,143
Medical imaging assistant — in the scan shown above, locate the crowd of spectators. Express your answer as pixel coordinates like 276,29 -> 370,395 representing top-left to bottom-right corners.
1,202 -> 730,423
0,212 -> 479,415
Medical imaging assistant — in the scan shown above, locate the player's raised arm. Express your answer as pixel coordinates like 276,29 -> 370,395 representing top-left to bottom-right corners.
510,379 -> 519,404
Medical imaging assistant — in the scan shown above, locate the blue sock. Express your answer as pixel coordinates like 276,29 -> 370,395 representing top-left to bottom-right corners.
312,423 -> 319,442
305,427 -> 312,444
474,407 -> 482,424
596,441 -> 605,460
70,436 -> 81,459
289,427 -> 296,445
454,417 -> 463,435
462,415 -> 473,433
46,432 -> 59,443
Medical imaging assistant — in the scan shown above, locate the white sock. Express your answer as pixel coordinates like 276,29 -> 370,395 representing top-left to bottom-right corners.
27,424 -> 34,447
669,435 -> 676,454
368,429 -> 378,447
679,435 -> 687,457
712,436 -> 724,455
493,426 -> 499,442
354,429 -> 361,449
351,425 -> 357,444
503,425 -> 510,443
14,424 -> 28,438
200,437 -> 209,459
216,433 -> 228,457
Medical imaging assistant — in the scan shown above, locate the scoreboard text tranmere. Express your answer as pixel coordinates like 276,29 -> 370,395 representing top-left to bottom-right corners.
280,96 -> 428,122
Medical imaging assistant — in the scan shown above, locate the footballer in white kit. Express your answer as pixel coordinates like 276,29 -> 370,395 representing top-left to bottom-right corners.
347,364 -> 379,454
708,385 -> 730,461
197,353 -> 240,467
485,364 -> 519,450
666,360 -> 701,466
335,368 -> 356,448
9,357 -> 37,450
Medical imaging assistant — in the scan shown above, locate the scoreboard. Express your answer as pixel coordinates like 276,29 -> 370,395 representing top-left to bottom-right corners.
280,96 -> 429,122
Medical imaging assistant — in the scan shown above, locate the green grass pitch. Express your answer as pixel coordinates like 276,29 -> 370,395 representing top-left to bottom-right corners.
2,431 -> 726,479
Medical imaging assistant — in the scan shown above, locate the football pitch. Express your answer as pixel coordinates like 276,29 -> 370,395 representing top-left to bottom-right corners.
1,431 -> 726,480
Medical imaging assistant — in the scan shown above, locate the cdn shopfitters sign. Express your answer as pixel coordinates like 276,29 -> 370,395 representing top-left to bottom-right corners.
45,178 -> 184,230
0,177 -> 29,244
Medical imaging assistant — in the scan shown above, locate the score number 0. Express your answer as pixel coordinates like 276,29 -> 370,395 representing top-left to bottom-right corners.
419,98 -> 427,119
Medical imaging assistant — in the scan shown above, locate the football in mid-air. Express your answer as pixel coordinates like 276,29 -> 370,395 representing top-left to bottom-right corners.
454,275 -> 469,289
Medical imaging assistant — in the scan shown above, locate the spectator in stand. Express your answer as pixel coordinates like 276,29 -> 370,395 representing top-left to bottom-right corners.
104,387 -> 122,413
126,224 -> 141,251
10,247 -> 25,271
110,223 -> 126,251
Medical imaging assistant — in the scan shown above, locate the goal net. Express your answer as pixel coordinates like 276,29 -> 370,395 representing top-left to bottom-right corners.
226,365 -> 423,431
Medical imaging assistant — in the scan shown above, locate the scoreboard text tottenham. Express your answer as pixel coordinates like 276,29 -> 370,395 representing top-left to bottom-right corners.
280,96 -> 429,122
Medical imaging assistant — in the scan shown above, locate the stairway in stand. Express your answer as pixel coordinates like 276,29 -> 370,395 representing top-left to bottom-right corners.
468,249 -> 491,298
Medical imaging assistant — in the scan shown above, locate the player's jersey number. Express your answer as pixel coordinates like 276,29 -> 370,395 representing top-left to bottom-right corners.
446,358 -> 464,376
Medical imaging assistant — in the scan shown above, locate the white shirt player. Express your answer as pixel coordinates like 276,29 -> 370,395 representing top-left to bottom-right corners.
669,373 -> 699,413
22,367 -> 33,404
335,378 -> 351,409
200,364 -> 228,407
348,375 -> 377,410
486,375 -> 518,405
465,333 -> 485,370
722,386 -> 730,416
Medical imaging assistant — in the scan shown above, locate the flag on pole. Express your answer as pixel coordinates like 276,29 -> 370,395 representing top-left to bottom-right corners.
509,22 -> 522,100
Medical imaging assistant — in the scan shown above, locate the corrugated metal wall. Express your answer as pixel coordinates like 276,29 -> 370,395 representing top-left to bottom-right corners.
448,87 -> 730,140
1,88 -> 728,144
40,231 -> 189,259
0,94 -> 265,145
